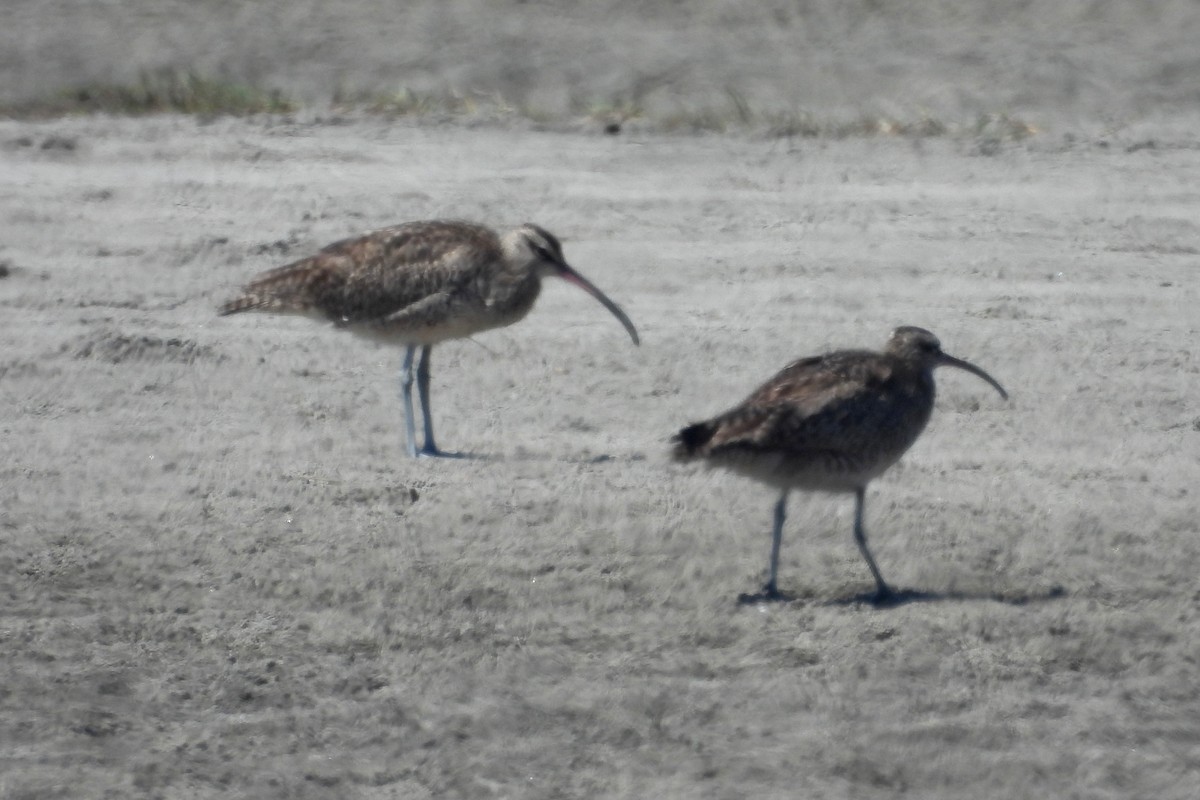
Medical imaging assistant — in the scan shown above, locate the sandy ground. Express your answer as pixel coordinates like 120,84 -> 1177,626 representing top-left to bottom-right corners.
2,112 -> 1199,798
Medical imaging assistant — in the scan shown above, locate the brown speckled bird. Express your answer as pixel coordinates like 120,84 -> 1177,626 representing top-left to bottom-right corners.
672,326 -> 1007,604
220,220 -> 640,458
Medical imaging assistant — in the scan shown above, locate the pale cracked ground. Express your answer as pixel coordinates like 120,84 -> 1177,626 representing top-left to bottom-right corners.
1,115 -> 1199,798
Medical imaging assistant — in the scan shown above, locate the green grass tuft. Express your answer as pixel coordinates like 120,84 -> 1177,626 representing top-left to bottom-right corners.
336,86 -> 520,120
2,72 -> 1040,141
2,69 -> 296,118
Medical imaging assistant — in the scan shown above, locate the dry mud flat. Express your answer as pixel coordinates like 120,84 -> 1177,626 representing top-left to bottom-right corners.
1,115 -> 1199,798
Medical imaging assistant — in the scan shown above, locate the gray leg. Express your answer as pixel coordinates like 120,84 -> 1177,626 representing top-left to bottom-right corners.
414,345 -> 443,457
853,486 -> 893,602
764,490 -> 788,598
399,345 -> 419,458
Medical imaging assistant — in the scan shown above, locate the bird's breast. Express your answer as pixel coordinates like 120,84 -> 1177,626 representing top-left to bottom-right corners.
481,272 -> 541,316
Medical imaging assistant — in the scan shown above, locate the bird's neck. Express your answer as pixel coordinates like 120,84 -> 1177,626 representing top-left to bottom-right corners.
486,268 -> 542,316
887,361 -> 937,423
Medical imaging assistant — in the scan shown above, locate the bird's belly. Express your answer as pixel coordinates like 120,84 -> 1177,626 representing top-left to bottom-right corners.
708,444 -> 911,493
343,308 -> 520,347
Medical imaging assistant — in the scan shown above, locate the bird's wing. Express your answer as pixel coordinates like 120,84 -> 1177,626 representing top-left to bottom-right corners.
376,291 -> 456,329
677,351 -> 902,458
220,221 -> 498,324
742,351 -> 889,414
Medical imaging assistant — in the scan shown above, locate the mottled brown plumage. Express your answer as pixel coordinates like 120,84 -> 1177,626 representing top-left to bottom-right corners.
220,219 -> 639,457
673,326 -> 1007,603
222,221 -> 548,343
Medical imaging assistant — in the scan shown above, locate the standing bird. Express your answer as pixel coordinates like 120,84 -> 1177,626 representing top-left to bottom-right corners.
220,220 -> 640,457
672,326 -> 1007,604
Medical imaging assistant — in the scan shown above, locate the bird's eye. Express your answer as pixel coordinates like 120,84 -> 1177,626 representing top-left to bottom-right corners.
532,244 -> 554,262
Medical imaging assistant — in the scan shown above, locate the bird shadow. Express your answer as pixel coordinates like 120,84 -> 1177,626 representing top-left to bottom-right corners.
738,585 -> 1067,609
416,448 -> 494,462
826,584 -> 1068,609
496,449 -> 647,466
415,450 -> 639,465
738,589 -> 803,605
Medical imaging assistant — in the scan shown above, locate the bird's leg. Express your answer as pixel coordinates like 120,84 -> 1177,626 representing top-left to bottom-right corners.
415,343 -> 456,455
763,490 -> 789,599
420,345 -> 444,455
853,486 -> 894,603
399,345 -> 419,458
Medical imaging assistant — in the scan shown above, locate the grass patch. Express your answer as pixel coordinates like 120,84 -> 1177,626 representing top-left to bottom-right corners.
656,88 -> 1037,140
2,69 -> 296,118
3,73 -> 1038,141
333,84 -> 563,124
656,105 -> 1034,140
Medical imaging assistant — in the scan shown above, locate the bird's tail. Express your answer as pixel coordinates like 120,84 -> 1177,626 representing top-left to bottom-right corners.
671,421 -> 716,461
217,262 -> 325,316
218,293 -> 275,316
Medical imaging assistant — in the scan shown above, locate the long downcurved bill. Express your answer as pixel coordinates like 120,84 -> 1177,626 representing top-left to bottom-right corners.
939,353 -> 1008,400
557,264 -> 641,345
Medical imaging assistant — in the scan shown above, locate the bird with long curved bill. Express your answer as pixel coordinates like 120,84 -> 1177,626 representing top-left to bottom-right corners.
220,219 -> 640,458
672,326 -> 1007,605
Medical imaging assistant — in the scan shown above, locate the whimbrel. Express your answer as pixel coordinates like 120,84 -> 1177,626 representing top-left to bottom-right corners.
672,326 -> 1007,604
220,219 -> 640,457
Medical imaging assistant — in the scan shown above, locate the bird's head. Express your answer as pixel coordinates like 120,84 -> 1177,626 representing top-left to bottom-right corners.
508,224 -> 569,279
887,326 -> 1007,399
503,224 -> 640,345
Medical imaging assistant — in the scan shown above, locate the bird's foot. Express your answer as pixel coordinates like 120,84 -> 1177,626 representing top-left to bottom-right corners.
416,445 -> 469,459
869,584 -> 901,607
737,583 -> 794,605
